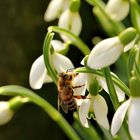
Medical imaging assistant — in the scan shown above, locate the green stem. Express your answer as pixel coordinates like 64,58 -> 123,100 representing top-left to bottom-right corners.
43,31 -> 58,84
103,67 -> 131,140
48,26 -> 90,55
0,85 -> 80,140
75,67 -> 130,96
86,0 -> 125,34
103,67 -> 120,109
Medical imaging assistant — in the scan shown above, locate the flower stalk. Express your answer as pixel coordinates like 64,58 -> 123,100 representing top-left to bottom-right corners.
43,31 -> 58,84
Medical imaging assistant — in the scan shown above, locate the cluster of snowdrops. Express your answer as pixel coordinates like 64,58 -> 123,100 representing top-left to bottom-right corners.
0,0 -> 140,140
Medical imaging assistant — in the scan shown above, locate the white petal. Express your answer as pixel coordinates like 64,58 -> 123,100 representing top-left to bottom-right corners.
44,73 -> 53,83
106,0 -> 129,21
0,102 -> 14,125
51,40 -> 65,52
124,38 -> 136,52
79,99 -> 90,128
75,99 -> 83,106
52,53 -> 74,73
72,73 -> 87,96
44,0 -> 64,22
111,99 -> 130,136
29,55 -> 47,89
93,95 -> 109,130
80,57 -> 85,65
97,76 -> 125,102
58,10 -> 82,42
87,37 -> 123,69
128,98 -> 140,140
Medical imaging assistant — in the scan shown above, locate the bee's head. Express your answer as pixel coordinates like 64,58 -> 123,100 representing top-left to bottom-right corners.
59,72 -> 78,81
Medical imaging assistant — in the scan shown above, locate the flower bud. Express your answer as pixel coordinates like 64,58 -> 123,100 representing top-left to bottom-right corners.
87,37 -> 123,69
58,9 -> 82,41
0,102 -> 14,125
44,0 -> 65,22
105,0 -> 129,21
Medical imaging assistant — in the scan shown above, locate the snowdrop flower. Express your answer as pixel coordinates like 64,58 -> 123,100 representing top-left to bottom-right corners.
111,76 -> 140,139
79,94 -> 109,129
44,0 -> 69,22
72,73 -> 109,129
87,27 -> 137,69
58,9 -> 82,41
29,40 -> 74,89
0,102 -> 14,125
111,97 -> 140,139
105,0 -> 129,21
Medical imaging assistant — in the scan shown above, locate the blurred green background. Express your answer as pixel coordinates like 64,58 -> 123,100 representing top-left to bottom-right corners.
0,0 -> 117,140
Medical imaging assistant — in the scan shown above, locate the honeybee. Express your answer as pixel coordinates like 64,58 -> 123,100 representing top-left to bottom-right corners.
57,70 -> 85,113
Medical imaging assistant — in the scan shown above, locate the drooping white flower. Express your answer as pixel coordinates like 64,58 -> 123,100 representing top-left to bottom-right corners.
87,37 -> 123,69
29,40 -> 74,89
58,9 -> 82,41
44,0 -> 69,22
0,102 -> 14,125
72,73 -> 109,129
111,97 -> 140,140
87,29 -> 136,70
105,0 -> 129,21
79,94 -> 109,130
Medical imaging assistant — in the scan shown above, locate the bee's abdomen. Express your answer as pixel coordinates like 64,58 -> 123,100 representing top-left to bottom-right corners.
67,98 -> 77,111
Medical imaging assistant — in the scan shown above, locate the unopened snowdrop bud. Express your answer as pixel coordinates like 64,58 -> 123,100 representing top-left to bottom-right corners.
87,28 -> 137,69
58,9 -> 82,41
0,97 -> 29,125
105,0 -> 129,21
0,102 -> 14,125
87,37 -> 123,69
69,0 -> 81,12
130,0 -> 140,33
44,0 -> 69,22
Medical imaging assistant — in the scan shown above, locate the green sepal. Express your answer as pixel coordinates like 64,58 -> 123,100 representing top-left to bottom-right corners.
69,0 -> 81,12
88,77 -> 99,96
119,27 -> 137,45
129,76 -> 140,97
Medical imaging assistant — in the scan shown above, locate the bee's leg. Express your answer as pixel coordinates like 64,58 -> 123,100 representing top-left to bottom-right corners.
72,84 -> 85,89
74,95 -> 87,99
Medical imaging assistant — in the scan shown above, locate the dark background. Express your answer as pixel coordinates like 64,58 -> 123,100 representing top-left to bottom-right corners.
0,0 -> 126,140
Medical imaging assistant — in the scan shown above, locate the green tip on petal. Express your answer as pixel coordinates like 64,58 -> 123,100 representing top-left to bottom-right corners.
129,76 -> 140,97
119,27 -> 137,45
69,0 -> 81,12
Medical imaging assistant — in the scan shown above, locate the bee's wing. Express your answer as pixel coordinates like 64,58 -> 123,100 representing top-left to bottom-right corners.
58,93 -> 68,113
